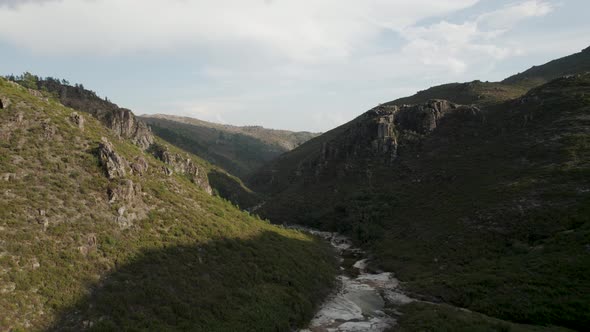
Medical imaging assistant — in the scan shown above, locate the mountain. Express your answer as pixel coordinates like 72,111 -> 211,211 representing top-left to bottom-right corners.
386,46 -> 590,107
140,114 -> 319,179
249,51 -> 590,330
0,77 -> 336,331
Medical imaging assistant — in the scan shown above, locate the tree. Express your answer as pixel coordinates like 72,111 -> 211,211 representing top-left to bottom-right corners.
21,72 -> 38,89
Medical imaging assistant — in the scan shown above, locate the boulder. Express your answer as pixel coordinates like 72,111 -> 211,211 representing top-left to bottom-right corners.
0,96 -> 9,109
130,156 -> 149,176
69,112 -> 85,131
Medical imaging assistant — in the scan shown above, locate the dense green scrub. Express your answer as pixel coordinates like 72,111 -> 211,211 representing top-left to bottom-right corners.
0,78 -> 337,331
252,75 -> 590,330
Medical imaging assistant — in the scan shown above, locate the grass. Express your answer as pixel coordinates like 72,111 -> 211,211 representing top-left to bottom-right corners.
0,78 -> 338,331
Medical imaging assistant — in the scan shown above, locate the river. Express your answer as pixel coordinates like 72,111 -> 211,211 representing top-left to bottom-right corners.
290,226 -> 416,332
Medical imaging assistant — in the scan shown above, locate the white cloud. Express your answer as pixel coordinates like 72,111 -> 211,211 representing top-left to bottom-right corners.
477,0 -> 554,31
0,0 -> 478,62
397,0 -> 554,74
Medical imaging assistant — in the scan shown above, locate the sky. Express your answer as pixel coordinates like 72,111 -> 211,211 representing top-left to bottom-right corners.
0,0 -> 588,132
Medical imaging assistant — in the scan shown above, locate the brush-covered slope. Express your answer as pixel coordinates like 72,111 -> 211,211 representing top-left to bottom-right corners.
140,114 -> 319,178
6,74 -> 260,209
250,73 -> 590,330
386,46 -> 590,107
0,78 -> 337,332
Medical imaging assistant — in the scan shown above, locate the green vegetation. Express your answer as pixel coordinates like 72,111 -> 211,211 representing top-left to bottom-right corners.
393,302 -> 571,332
386,80 -> 529,106
250,60 -> 590,329
0,78 -> 337,331
140,114 -> 318,178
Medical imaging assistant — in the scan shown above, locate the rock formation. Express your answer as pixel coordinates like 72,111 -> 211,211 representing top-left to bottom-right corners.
130,156 -> 149,176
0,96 -> 9,109
104,108 -> 153,149
150,144 -> 212,194
98,137 -> 129,179
69,112 -> 84,131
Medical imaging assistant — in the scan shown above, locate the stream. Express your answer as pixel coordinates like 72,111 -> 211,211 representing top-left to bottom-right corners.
291,226 -> 416,332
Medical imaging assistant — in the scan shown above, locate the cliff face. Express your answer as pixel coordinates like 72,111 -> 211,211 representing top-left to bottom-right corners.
250,99 -> 481,190
103,108 -> 153,150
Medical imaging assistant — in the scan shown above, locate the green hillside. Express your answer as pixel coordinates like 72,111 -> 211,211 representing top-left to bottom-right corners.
0,78 -> 337,331
140,114 -> 318,179
249,70 -> 590,329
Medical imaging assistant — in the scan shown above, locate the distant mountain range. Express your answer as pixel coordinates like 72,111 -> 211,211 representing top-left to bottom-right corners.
140,114 -> 319,178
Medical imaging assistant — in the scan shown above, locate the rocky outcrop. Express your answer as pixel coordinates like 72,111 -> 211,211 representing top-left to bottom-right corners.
98,137 -> 129,179
366,100 -> 480,160
28,79 -> 155,150
104,108 -> 153,149
130,156 -> 149,176
69,112 -> 84,131
108,179 -> 142,204
255,99 -> 482,188
150,144 -> 212,194
0,96 -> 9,109
41,119 -> 57,140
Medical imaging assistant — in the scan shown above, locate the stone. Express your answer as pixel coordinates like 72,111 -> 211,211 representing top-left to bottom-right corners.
69,112 -> 85,131
108,179 -> 141,204
104,108 -> 154,150
150,144 -> 212,194
1,173 -> 17,181
0,96 -> 10,109
41,120 -> 57,140
98,137 -> 129,179
130,156 -> 149,176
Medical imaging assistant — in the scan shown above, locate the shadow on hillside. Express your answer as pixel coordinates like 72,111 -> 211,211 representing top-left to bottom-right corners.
47,231 -> 335,332
207,169 -> 262,209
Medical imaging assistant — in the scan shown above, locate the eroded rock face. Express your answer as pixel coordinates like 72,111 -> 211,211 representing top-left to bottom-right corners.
273,99 -> 481,186
98,137 -> 129,179
150,144 -> 212,194
105,108 -> 153,149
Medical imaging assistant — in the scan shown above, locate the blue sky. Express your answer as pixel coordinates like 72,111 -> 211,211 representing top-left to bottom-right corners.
0,0 -> 588,132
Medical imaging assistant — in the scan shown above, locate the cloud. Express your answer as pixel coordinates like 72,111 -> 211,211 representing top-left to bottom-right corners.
0,0 -> 478,62
477,0 -> 554,31
397,0 -> 554,74
0,0 -> 60,8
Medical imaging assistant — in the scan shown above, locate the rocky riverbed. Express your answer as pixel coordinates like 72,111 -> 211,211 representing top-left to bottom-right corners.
291,226 -> 415,332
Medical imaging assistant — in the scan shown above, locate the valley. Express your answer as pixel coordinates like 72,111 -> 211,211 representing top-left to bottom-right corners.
1,42 -> 589,332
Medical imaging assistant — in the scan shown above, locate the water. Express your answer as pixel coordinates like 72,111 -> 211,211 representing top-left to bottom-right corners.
290,226 -> 415,332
